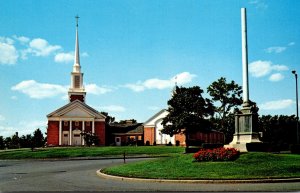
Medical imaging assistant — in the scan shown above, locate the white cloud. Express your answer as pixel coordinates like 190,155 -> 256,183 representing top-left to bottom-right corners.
0,42 -> 19,65
85,84 -> 112,95
260,99 -> 294,110
249,0 -> 268,9
0,120 -> 47,137
82,52 -> 89,57
249,60 -> 288,80
264,46 -> 286,54
55,52 -> 74,63
28,38 -> 61,57
11,80 -> 67,99
0,115 -> 5,121
13,35 -> 30,44
269,73 -> 284,82
0,37 -> 14,45
99,105 -> 126,112
249,60 -> 272,77
288,42 -> 295,46
11,96 -> 18,100
124,72 -> 196,92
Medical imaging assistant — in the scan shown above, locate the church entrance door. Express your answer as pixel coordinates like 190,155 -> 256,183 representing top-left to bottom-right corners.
73,130 -> 81,146
62,131 -> 69,145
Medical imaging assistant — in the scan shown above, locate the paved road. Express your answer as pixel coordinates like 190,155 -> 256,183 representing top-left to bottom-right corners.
0,158 -> 300,192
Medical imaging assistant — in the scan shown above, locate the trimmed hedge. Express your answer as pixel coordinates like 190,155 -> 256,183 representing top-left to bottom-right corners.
290,144 -> 300,154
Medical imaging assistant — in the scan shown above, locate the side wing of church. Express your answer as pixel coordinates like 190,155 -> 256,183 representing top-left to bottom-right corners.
47,17 -> 106,146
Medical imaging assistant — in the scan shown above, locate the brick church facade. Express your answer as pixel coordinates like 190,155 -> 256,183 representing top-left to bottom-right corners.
47,17 -> 106,146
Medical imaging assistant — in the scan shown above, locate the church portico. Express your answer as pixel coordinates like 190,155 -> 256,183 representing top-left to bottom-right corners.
58,119 -> 94,146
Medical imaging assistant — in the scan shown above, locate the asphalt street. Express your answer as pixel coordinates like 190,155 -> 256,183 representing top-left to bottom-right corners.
0,158 -> 300,192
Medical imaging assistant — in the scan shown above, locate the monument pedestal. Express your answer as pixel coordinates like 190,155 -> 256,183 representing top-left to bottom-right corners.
226,106 -> 261,152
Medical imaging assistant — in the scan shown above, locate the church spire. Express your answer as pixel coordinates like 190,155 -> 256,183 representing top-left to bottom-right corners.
73,15 -> 80,73
68,15 -> 86,103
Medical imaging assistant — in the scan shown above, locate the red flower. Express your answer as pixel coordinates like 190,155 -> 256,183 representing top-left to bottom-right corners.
193,147 -> 240,162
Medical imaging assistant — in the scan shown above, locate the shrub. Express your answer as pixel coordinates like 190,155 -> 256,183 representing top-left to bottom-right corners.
290,144 -> 300,154
193,147 -> 240,162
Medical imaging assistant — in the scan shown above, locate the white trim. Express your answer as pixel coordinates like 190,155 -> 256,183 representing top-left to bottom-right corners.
69,120 -> 72,146
92,120 -> 95,134
82,121 -> 85,146
59,120 -> 62,145
48,117 -> 105,122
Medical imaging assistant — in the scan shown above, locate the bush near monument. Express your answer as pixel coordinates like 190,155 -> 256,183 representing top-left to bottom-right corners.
193,147 -> 240,162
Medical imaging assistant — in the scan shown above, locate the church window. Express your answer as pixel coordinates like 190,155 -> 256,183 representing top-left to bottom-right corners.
75,121 -> 80,126
64,121 -> 69,126
74,75 -> 80,88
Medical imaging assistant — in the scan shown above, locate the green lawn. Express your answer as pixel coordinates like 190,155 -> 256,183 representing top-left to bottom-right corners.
0,146 -> 184,159
102,152 -> 300,179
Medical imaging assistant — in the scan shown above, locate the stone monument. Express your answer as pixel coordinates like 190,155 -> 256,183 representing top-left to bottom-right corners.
228,8 -> 261,152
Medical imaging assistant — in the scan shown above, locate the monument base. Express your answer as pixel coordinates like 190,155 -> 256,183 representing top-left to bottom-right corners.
226,105 -> 262,152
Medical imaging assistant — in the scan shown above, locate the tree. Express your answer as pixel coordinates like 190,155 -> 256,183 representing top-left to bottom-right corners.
32,128 -> 45,148
19,134 -> 33,148
207,77 -> 243,144
0,136 -> 5,149
207,77 -> 243,120
81,131 -> 99,147
101,112 -> 115,124
161,86 -> 214,140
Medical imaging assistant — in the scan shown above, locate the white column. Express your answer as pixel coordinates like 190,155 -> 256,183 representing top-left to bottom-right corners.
92,120 -> 95,134
241,8 -> 249,106
82,121 -> 85,146
59,120 -> 62,145
69,120 -> 72,146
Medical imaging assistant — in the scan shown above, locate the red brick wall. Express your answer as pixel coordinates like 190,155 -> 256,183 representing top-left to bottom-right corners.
144,127 -> 155,145
84,121 -> 92,133
47,121 -> 59,146
175,133 -> 186,146
95,121 -> 105,146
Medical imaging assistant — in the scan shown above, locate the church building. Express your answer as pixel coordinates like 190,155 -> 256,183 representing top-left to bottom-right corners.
47,17 -> 106,146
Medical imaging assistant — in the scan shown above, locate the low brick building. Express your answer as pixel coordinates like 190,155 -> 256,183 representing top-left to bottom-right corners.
144,109 -> 186,146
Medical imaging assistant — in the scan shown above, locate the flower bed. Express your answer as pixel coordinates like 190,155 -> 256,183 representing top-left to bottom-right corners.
193,147 -> 240,162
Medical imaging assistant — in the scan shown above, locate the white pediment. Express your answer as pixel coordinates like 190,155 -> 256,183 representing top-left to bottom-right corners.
144,109 -> 169,127
47,100 -> 106,120
62,107 -> 93,118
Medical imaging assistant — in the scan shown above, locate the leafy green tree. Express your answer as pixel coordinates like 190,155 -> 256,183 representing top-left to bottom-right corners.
0,136 -> 5,149
207,77 -> 243,144
11,133 -> 20,149
4,137 -> 11,149
259,115 -> 297,146
101,112 -> 115,124
161,86 -> 214,143
81,131 -> 99,147
207,77 -> 242,120
19,134 -> 33,148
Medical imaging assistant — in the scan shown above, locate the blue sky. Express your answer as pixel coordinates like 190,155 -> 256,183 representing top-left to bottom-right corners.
1,0 -> 300,137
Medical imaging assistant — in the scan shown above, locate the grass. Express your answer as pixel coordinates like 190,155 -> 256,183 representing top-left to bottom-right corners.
0,146 -> 184,159
102,152 -> 300,180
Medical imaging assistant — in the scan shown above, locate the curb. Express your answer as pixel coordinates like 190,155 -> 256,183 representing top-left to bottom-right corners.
97,169 -> 300,184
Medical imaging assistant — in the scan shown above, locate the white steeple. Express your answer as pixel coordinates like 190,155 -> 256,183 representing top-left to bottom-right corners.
73,15 -> 81,73
68,15 -> 86,103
